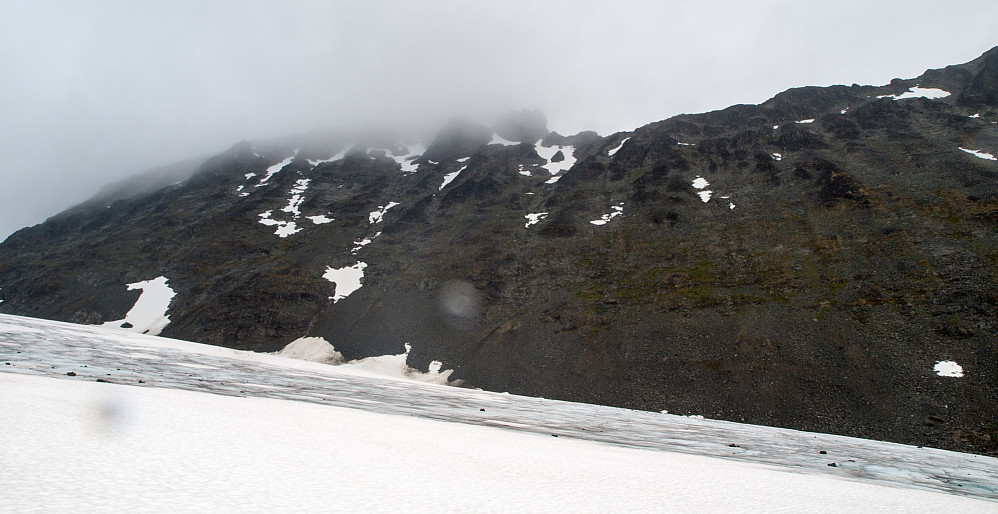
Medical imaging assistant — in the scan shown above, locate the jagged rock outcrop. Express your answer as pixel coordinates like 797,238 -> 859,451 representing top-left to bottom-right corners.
2,47 -> 997,455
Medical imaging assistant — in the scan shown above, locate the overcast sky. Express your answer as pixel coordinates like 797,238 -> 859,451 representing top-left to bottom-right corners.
2,0 -> 997,241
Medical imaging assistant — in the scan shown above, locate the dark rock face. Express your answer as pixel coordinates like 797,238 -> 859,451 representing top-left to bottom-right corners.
3,48 -> 998,455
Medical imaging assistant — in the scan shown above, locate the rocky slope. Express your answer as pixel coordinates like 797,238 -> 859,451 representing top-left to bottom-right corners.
2,48 -> 997,454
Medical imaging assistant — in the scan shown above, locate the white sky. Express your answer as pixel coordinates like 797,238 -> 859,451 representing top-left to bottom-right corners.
2,0 -> 997,241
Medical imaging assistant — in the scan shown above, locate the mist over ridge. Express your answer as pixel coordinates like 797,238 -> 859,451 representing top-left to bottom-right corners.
3,1 -> 998,240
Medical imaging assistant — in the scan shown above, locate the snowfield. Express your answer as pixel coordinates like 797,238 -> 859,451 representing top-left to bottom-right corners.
1,314 -> 996,512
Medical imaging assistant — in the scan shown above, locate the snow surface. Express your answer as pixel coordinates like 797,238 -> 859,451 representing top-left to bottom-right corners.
273,222 -> 299,238
934,361 -> 964,378
306,214 -> 333,225
489,133 -> 520,146
368,202 -> 400,224
590,204 -> 624,225
877,86 -> 951,101
257,210 -> 301,238
101,277 -> 175,336
607,137 -> 630,156
323,261 -> 367,302
439,166 -> 467,190
771,152 -> 783,161
256,176 -> 321,236
677,142 -> 694,146
255,152 -> 297,186
959,147 -> 997,161
534,141 -> 576,179
370,144 -> 426,173
970,113 -> 980,118
307,145 -> 352,166
276,336 -> 344,364
692,176 -> 713,203
796,119 -> 815,124
8,373 -> 991,513
278,338 -> 455,385
524,212 -> 548,228
2,314 -> 997,512
351,231 -> 381,254
280,178 -> 310,218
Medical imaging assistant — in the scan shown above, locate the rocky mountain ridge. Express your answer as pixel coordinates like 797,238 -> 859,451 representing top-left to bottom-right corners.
2,48 -> 997,454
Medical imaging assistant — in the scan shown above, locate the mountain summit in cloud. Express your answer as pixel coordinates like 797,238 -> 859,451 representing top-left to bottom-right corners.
2,46 -> 997,456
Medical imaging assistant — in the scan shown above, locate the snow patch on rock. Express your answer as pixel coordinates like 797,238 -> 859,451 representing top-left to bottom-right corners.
258,210 -> 301,238
877,86 -> 950,101
524,212 -> 548,228
281,179 -> 310,218
323,262 -> 367,303
692,176 -> 713,203
308,146 -> 353,167
958,147 -> 997,161
307,215 -> 334,225
440,166 -> 467,190
352,232 -> 381,254
101,277 -> 176,336
369,202 -> 400,224
934,361 -> 964,378
489,133 -> 520,146
607,137 -> 630,156
590,204 -> 624,225
257,151 -> 298,186
535,143 -> 576,175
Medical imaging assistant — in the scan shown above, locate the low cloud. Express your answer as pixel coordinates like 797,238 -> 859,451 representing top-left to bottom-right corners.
2,0 -> 997,239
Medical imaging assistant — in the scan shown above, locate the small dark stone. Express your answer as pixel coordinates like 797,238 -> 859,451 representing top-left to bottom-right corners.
138,380 -> 145,383
828,463 -> 837,467
819,450 -> 827,454
480,408 -> 485,412
96,378 -> 110,383
120,322 -> 133,329
66,371 -> 77,376
729,443 -> 739,447
551,434 -> 559,437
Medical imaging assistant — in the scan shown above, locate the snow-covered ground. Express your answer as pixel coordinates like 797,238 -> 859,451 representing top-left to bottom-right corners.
2,314 -> 997,511
959,146 -> 997,161
877,86 -> 951,101
100,276 -> 175,336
